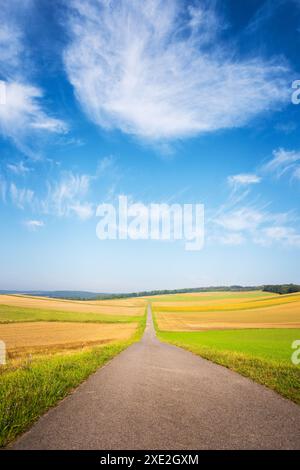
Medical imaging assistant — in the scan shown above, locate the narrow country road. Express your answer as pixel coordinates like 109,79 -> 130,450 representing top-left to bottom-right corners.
11,304 -> 300,450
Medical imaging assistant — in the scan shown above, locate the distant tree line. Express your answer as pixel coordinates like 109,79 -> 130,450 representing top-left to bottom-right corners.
262,284 -> 300,295
2,284 -> 299,300
92,285 -> 261,300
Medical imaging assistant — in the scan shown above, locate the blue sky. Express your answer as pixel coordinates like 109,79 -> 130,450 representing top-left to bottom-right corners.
0,0 -> 300,292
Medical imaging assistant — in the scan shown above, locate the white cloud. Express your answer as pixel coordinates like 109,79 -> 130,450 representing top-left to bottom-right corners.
0,3 -> 68,155
10,182 -> 34,209
213,203 -> 300,249
294,167 -> 300,180
262,148 -> 300,180
0,23 -> 24,77
1,166 -> 99,221
0,82 -> 68,155
256,226 -> 300,247
217,232 -> 245,246
228,173 -> 261,187
0,178 -> 7,202
24,219 -> 44,231
216,208 -> 265,232
7,160 -> 31,175
69,203 -> 94,220
64,0 -> 289,142
42,172 -> 94,219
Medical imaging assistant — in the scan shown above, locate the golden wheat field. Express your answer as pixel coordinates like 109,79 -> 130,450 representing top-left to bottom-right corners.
0,294 -> 146,316
153,291 -> 300,331
0,321 -> 137,358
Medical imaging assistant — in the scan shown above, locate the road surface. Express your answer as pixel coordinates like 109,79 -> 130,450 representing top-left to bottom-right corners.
12,304 -> 300,449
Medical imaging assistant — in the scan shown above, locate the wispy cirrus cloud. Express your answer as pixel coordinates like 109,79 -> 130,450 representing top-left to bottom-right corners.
212,203 -> 300,248
64,0 -> 290,142
0,1 -> 68,156
24,219 -> 44,231
7,160 -> 31,175
255,226 -> 300,247
9,182 -> 34,209
1,172 -> 94,220
42,172 -> 93,220
210,158 -> 300,248
228,173 -> 262,187
0,155 -> 116,223
261,148 -> 300,180
215,207 -> 266,232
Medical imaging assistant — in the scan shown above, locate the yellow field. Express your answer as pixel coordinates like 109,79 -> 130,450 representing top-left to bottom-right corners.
0,321 -> 137,357
153,291 -> 300,331
0,294 -> 145,316
153,292 -> 300,312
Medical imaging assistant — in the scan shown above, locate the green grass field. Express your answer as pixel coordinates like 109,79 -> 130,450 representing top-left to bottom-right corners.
158,329 -> 300,363
0,304 -> 140,324
158,328 -> 300,404
150,290 -> 274,302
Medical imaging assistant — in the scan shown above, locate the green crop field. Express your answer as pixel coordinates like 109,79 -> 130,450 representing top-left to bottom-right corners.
150,290 -> 275,302
0,304 -> 141,324
158,329 -> 300,364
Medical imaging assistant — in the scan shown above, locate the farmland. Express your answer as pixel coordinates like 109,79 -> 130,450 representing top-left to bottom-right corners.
0,294 -> 145,317
153,291 -> 300,331
0,294 -> 146,357
153,291 -> 300,404
0,321 -> 138,358
0,294 -> 146,446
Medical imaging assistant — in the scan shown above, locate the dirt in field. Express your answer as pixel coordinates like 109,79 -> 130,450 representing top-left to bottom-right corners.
0,322 -> 137,357
0,295 -> 145,316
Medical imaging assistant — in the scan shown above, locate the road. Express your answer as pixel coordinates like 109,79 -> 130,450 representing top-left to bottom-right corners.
12,304 -> 300,449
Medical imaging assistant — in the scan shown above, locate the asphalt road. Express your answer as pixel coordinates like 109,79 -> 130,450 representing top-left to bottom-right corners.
11,304 -> 300,449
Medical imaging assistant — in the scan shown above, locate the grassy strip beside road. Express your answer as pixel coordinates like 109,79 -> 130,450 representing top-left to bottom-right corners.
0,310 -> 146,447
159,329 -> 300,363
0,304 -> 141,324
157,327 -> 300,405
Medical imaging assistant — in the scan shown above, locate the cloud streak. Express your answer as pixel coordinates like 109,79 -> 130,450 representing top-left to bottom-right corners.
41,172 -> 93,220
24,219 -> 44,231
228,173 -> 261,187
64,0 -> 290,141
261,148 -> 300,180
0,1 -> 68,156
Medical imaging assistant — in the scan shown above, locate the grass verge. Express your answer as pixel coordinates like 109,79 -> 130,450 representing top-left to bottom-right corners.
0,309 -> 147,447
156,326 -> 300,405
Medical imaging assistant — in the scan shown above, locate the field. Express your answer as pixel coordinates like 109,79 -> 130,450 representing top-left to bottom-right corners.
153,291 -> 300,330
0,294 -> 145,317
1,290 -> 299,446
0,321 -> 137,358
153,291 -> 300,404
0,294 -> 146,447
0,294 -> 147,359
0,304 -> 141,324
